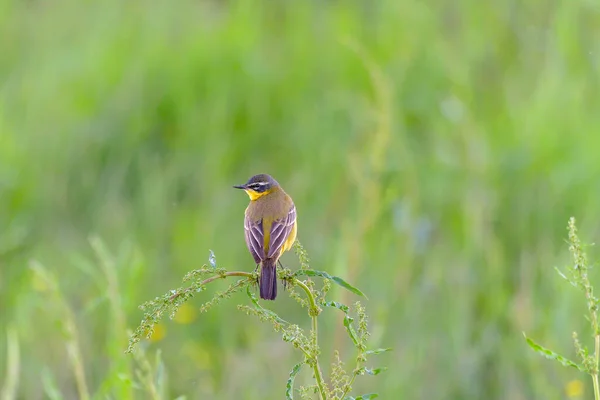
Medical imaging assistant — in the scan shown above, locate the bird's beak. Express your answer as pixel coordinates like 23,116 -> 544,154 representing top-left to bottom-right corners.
233,184 -> 247,189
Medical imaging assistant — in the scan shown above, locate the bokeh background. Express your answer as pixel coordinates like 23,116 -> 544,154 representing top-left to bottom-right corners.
2,0 -> 600,399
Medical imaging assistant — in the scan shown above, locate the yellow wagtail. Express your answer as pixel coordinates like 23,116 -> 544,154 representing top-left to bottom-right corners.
234,174 -> 297,300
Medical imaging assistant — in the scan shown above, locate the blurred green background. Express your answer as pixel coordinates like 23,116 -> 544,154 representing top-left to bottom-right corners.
2,0 -> 600,398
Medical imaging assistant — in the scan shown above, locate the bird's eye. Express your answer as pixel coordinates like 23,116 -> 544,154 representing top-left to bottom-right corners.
249,182 -> 270,192
245,181 -> 271,193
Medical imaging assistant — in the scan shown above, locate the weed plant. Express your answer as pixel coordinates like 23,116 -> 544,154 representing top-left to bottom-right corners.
525,218 -> 600,399
127,241 -> 390,400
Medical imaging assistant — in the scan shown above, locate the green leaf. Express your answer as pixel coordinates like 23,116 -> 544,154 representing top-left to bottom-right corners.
296,269 -> 366,298
322,301 -> 359,346
523,333 -> 584,371
343,315 -> 359,346
246,287 -> 290,325
346,394 -> 379,400
364,367 -> 387,375
285,362 -> 303,399
322,300 -> 349,313
365,348 -> 392,356
357,394 -> 379,400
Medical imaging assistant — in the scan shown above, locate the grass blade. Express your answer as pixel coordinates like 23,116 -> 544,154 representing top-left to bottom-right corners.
1,326 -> 20,400
42,369 -> 64,400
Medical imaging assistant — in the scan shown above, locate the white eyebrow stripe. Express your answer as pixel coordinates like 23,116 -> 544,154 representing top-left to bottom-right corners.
247,182 -> 270,187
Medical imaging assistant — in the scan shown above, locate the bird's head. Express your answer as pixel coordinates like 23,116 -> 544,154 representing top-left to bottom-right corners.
233,174 -> 280,200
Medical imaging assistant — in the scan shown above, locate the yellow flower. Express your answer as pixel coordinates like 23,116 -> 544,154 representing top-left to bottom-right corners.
173,303 -> 197,324
148,323 -> 166,342
565,379 -> 584,398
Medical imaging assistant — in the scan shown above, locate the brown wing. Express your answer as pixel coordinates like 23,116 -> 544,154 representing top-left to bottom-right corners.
244,215 -> 264,264
267,204 -> 296,259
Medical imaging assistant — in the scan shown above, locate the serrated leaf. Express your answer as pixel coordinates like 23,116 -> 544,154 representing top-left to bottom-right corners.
285,362 -> 303,399
296,269 -> 366,297
523,333 -> 584,371
323,300 -> 349,313
322,300 -> 359,346
365,348 -> 392,356
364,367 -> 387,375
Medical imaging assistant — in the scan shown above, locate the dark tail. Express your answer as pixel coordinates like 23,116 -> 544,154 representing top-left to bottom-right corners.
260,259 -> 277,300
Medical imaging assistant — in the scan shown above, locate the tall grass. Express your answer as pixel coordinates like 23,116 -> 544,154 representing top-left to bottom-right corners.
1,0 -> 600,398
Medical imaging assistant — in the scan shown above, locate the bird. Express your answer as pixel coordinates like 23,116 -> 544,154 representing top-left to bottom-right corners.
234,174 -> 297,300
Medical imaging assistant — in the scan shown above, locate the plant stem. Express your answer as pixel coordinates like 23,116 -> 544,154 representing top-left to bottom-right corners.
169,271 -> 254,301
293,279 -> 318,312
201,271 -> 254,285
294,278 -> 327,400
594,333 -> 600,400
311,314 -> 326,400
583,275 -> 599,399
340,356 -> 363,399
